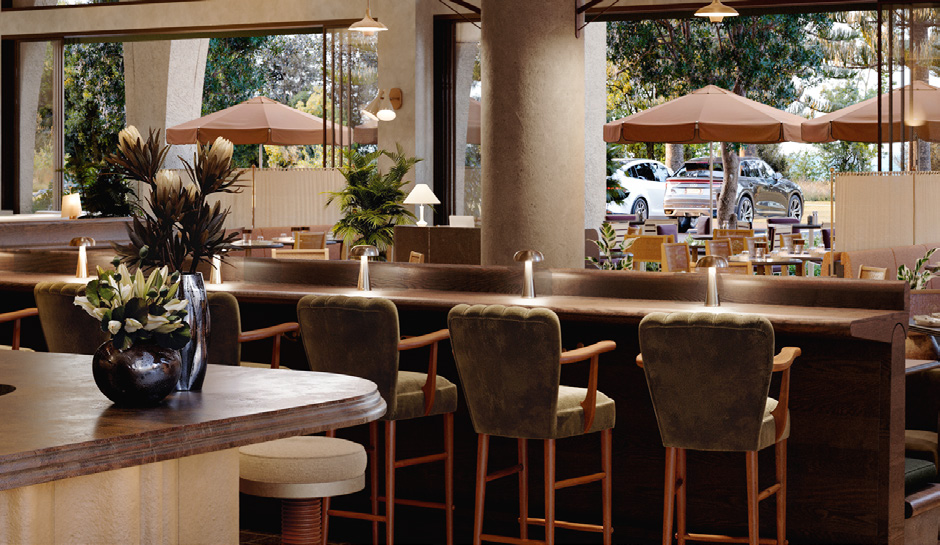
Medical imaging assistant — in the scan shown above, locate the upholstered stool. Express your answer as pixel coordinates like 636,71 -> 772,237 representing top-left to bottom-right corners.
240,436 -> 367,545
448,304 -> 616,545
638,311 -> 800,545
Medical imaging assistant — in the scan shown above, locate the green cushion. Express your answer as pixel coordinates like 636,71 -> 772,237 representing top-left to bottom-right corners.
639,311 -> 779,452
448,304 -> 615,440
759,399 -> 790,451
207,292 -> 242,366
905,457 -> 938,493
391,371 -> 458,420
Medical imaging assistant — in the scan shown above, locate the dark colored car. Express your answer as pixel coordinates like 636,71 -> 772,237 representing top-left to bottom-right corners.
662,157 -> 804,223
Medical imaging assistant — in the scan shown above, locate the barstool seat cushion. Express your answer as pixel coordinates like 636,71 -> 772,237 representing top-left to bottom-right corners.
556,386 -> 616,439
239,436 -> 367,499
759,398 -> 790,451
389,371 -> 458,421
906,429 -> 939,467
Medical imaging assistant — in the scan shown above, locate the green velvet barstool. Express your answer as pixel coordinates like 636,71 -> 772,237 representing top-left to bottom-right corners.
296,294 -> 456,545
637,311 -> 800,545
447,304 -> 616,545
34,281 -> 109,354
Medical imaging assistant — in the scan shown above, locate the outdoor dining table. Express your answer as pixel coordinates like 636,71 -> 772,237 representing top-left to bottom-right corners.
733,255 -> 806,276
790,222 -> 823,247
229,239 -> 284,257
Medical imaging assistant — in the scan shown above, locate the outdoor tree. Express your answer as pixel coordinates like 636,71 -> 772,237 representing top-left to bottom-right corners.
608,14 -> 836,222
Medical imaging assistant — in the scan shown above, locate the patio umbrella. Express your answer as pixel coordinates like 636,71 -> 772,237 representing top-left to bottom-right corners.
801,81 -> 940,143
354,98 -> 482,145
166,96 -> 354,229
603,85 -> 807,218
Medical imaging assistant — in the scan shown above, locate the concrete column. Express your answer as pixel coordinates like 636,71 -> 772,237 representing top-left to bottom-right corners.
481,0 -> 585,267
584,22 -> 606,230
123,39 -> 208,169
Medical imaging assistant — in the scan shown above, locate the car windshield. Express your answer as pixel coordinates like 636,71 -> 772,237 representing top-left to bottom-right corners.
676,162 -> 722,178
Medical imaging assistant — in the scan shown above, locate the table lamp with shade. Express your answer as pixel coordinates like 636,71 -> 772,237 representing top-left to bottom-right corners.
61,194 -> 82,220
404,184 -> 440,227
349,244 -> 379,291
696,255 -> 728,307
513,249 -> 544,299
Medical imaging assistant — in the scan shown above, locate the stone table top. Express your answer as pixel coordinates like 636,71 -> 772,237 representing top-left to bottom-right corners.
0,351 -> 385,491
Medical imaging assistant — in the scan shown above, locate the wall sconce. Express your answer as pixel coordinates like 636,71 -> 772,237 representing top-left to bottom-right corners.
694,0 -> 738,22
513,250 -> 544,299
349,244 -> 379,291
69,237 -> 95,279
362,88 -> 402,122
349,0 -> 388,35
696,255 -> 728,307
403,184 -> 440,227
210,255 -> 222,285
61,193 -> 82,220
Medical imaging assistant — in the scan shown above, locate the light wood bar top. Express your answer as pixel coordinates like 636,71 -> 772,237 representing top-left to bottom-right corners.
0,351 -> 385,492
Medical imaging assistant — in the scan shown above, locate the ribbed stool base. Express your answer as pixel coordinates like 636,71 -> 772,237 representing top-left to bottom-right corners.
281,498 -> 322,545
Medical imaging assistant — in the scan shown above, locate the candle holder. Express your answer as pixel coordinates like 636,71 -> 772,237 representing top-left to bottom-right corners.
349,245 -> 380,291
513,250 -> 544,299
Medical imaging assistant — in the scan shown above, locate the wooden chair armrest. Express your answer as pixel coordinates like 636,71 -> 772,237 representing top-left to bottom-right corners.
773,347 -> 801,372
398,329 -> 451,416
559,340 -> 616,364
635,353 -> 644,368
238,322 -> 300,343
0,307 -> 38,323
398,329 -> 450,351
558,340 -> 616,434
771,347 -> 799,441
237,322 -> 299,370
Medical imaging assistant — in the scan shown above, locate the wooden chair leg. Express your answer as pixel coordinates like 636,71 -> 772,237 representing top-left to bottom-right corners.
745,450 -> 759,545
369,421 -> 380,545
385,420 -> 396,545
601,428 -> 613,545
444,412 -> 455,545
544,439 -> 556,545
663,447 -> 677,545
474,434 -> 489,545
776,439 -> 787,545
320,497 -> 330,545
518,438 -> 529,541
282,498 -> 323,545
676,448 -> 687,545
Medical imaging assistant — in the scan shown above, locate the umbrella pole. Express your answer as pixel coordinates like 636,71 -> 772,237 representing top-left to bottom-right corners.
251,166 -> 256,231
708,141 -> 715,221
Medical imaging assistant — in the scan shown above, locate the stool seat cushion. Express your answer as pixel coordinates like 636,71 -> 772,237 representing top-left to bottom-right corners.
240,436 -> 367,485
906,429 -> 939,467
389,371 -> 458,421
759,398 -> 790,451
905,457 -> 938,493
556,386 -> 616,439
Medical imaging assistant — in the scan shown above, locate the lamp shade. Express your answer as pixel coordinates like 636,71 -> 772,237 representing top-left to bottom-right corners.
696,255 -> 729,268
361,91 -> 383,121
61,193 -> 82,219
513,250 -> 545,263
377,92 -> 397,121
404,184 -> 440,205
694,0 -> 738,22
348,5 -> 387,34
349,244 -> 380,258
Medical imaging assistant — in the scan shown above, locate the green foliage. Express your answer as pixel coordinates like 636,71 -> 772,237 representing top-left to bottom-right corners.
898,248 -> 938,290
64,154 -> 137,217
755,145 -> 790,177
586,223 -> 636,270
327,145 -> 419,257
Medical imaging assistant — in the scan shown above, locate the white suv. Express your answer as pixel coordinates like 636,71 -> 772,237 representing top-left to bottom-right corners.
606,158 -> 673,222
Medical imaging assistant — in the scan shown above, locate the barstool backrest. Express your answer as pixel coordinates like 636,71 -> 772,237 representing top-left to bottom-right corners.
297,295 -> 401,416
448,304 -> 562,439
638,311 -> 775,451
34,281 -> 109,354
207,292 -> 242,366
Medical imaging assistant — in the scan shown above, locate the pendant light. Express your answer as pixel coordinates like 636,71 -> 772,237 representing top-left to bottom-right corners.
349,0 -> 388,35
694,0 -> 738,23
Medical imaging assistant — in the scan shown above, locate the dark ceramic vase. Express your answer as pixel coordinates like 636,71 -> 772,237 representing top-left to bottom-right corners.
92,341 -> 182,406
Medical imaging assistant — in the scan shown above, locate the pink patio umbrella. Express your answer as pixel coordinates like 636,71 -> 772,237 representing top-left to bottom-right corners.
166,96 -> 354,229
604,85 -> 806,217
801,81 -> 940,143
354,98 -> 482,145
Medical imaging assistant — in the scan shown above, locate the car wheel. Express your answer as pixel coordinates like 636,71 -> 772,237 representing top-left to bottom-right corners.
788,195 -> 803,220
736,196 -> 754,223
631,198 -> 648,222
677,217 -> 692,233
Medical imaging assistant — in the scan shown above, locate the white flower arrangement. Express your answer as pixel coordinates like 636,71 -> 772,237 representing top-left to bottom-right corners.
74,262 -> 192,351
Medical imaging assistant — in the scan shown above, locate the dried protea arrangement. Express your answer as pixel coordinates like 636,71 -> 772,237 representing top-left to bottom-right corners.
107,127 -> 243,274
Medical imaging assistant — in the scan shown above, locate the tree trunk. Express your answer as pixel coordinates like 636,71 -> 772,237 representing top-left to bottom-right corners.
646,142 -> 655,160
664,144 -> 684,173
911,13 -> 931,170
718,143 -> 739,225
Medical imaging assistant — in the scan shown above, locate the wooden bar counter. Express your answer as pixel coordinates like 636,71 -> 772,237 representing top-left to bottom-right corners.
0,258 -> 913,544
0,352 -> 385,544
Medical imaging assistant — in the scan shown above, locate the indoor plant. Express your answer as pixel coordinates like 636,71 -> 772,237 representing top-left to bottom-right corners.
327,145 -> 419,258
898,248 -> 937,290
74,262 -> 191,405
106,126 -> 243,391
586,222 -> 636,271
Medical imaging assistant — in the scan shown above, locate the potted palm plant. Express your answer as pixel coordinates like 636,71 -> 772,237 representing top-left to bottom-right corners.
327,145 -> 420,259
